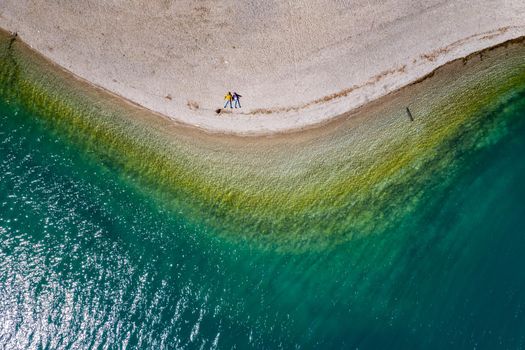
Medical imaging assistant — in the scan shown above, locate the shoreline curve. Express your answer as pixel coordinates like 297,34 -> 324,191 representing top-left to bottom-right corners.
1,0 -> 524,135
0,27 -> 524,138
1,28 -> 525,249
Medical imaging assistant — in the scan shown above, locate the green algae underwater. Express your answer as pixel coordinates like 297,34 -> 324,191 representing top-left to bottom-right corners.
1,29 -> 525,348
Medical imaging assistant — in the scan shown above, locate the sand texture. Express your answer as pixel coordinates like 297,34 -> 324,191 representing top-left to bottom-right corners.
0,0 -> 524,134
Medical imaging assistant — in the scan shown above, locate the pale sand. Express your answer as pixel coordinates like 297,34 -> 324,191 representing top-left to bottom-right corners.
0,0 -> 524,135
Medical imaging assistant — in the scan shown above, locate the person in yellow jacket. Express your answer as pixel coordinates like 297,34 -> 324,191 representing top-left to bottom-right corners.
224,92 -> 233,109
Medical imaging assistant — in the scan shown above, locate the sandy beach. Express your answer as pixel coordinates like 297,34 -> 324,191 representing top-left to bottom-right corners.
0,1 -> 524,134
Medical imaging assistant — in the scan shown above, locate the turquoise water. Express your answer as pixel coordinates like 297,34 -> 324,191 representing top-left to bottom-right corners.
1,84 -> 525,349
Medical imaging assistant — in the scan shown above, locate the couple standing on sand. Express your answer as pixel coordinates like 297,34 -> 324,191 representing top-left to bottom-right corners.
224,92 -> 242,109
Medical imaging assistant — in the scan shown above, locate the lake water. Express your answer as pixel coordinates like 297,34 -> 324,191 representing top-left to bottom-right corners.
1,43 -> 525,348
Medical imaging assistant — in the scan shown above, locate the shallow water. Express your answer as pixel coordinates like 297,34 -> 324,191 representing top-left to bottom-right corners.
1,68 -> 525,349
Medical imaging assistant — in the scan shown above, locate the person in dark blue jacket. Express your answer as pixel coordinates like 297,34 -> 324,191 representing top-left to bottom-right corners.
233,92 -> 242,108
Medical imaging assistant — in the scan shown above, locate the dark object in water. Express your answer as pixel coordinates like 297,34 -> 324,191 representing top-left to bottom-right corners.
8,32 -> 17,49
406,107 -> 414,121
